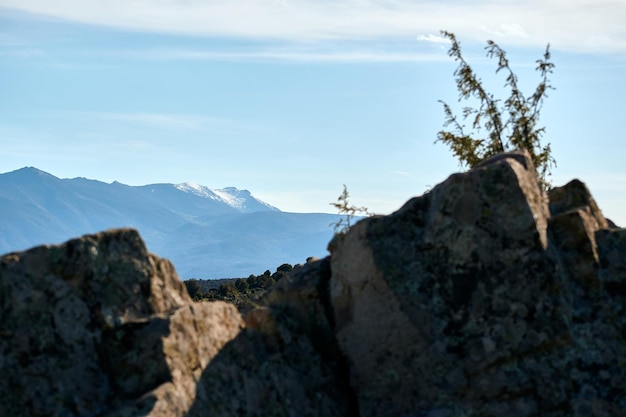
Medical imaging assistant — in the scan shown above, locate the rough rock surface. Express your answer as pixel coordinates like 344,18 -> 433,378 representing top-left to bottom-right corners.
2,150 -> 625,417
0,229 -> 243,417
186,258 -> 357,417
330,150 -> 625,416
0,229 -> 355,417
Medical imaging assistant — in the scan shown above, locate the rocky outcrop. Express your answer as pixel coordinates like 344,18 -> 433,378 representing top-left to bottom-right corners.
330,150 -> 625,416
1,150 -> 624,417
0,229 -> 243,417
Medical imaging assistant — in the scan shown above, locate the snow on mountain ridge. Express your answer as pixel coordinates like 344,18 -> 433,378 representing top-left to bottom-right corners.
175,182 -> 220,200
211,188 -> 246,210
174,181 -> 276,212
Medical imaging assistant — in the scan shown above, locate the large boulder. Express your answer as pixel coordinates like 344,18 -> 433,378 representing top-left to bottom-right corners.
0,229 -> 243,417
329,150 -> 626,416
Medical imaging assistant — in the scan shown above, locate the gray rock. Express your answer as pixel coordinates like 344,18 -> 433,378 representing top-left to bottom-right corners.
329,150 -> 626,417
0,229 -> 242,417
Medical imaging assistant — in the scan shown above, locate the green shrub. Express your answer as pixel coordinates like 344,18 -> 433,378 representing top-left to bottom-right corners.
436,31 -> 556,190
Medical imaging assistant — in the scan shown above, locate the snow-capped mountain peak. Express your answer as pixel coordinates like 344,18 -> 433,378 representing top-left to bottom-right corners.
175,182 -> 218,199
174,182 -> 278,213
212,188 -> 246,210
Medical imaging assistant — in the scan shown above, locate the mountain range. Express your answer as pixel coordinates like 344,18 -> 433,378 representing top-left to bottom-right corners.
0,167 -> 342,278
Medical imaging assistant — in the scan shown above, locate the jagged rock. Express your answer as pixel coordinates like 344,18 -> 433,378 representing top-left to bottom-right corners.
548,180 -> 608,290
329,150 -> 626,417
0,229 -> 242,417
549,179 -> 608,225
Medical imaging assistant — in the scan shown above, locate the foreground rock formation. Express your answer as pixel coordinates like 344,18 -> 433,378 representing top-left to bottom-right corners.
1,150 -> 624,416
0,229 -> 243,416
330,151 -> 625,416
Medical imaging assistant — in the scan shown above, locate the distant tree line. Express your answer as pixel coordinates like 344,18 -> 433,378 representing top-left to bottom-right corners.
184,262 -> 297,312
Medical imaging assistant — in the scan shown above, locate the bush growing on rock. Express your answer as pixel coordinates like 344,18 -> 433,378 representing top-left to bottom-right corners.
437,31 -> 556,190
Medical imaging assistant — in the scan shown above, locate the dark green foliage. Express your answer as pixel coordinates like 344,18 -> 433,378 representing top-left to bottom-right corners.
186,262 -> 297,312
217,282 -> 236,297
436,31 -> 556,190
272,263 -> 293,282
234,278 -> 249,293
183,279 -> 205,301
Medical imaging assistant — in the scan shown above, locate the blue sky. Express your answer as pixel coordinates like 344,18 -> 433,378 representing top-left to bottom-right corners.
1,1 -> 625,225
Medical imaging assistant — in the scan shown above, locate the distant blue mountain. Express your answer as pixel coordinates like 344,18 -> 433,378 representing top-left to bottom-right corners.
0,167 -> 341,278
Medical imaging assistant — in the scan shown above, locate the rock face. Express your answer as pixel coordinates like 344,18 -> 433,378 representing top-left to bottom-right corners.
0,229 -> 243,417
330,150 -> 625,416
1,150 -> 625,417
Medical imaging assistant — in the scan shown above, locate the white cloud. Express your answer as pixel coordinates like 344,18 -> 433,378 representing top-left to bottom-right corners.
416,34 -> 449,44
480,24 -> 529,39
113,47 -> 444,63
393,171 -> 421,182
1,0 -> 625,53
53,110 -> 275,138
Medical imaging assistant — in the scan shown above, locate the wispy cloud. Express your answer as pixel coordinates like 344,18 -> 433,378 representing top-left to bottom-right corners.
2,0 -> 626,53
53,110 -> 275,137
393,171 -> 421,182
416,34 -> 449,44
86,112 -> 211,130
113,47 -> 445,63
480,24 -> 530,39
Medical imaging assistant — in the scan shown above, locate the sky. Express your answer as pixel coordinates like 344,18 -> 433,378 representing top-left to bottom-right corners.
1,0 -> 626,225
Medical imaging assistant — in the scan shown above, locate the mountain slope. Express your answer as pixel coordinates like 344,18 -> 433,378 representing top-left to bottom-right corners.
0,167 -> 338,278
161,211 -> 341,278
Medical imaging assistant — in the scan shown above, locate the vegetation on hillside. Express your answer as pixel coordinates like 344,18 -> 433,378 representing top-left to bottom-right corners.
184,262 -> 297,312
436,30 -> 556,190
